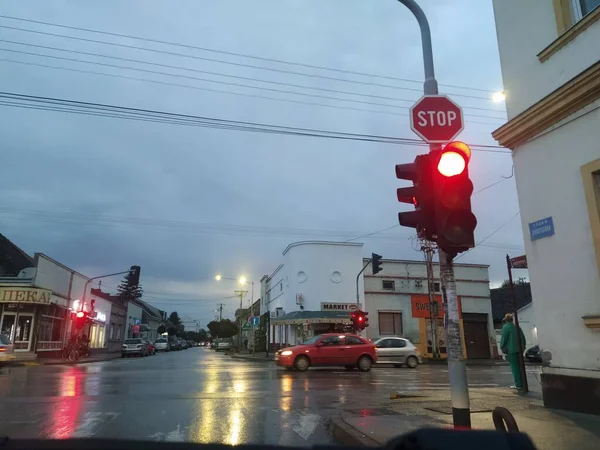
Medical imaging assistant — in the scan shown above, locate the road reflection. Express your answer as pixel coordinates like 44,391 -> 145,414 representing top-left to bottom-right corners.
48,367 -> 85,439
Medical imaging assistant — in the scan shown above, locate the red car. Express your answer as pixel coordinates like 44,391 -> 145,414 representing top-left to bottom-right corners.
275,333 -> 377,372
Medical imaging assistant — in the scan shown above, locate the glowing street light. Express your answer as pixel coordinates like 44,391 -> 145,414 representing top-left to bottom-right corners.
238,276 -> 247,285
215,274 -> 222,281
492,91 -> 506,102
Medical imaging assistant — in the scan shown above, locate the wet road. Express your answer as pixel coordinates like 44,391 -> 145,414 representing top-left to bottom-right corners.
0,348 -> 540,445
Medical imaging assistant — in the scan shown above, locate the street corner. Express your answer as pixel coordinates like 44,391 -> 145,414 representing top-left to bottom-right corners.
327,414 -> 380,447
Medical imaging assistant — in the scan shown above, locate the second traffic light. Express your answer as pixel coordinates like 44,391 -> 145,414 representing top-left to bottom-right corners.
395,154 -> 436,240
350,309 -> 369,331
372,253 -> 383,275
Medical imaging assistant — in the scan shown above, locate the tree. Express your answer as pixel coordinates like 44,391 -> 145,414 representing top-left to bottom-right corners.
157,325 -> 166,335
167,311 -> 184,336
207,320 -> 238,339
500,277 -> 528,288
117,271 -> 143,300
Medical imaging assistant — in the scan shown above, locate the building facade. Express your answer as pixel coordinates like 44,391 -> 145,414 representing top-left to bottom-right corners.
262,241 -> 365,350
363,259 -> 494,359
91,288 -> 127,353
492,0 -> 600,413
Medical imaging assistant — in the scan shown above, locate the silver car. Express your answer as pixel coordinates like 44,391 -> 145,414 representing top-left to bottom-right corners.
121,338 -> 150,357
214,338 -> 231,352
373,336 -> 421,368
154,338 -> 170,352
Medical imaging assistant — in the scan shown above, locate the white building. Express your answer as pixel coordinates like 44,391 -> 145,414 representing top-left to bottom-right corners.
262,241 -> 365,350
492,0 -> 600,413
364,259 -> 494,359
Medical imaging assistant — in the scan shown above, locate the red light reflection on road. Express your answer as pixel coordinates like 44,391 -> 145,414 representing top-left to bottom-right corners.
48,367 -> 85,439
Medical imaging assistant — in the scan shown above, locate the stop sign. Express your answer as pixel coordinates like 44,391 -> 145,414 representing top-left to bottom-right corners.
410,95 -> 464,143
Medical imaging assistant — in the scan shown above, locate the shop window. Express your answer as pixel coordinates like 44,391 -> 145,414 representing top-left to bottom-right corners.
378,312 -> 403,335
571,0 -> 600,20
434,282 -> 441,292
382,280 -> 395,290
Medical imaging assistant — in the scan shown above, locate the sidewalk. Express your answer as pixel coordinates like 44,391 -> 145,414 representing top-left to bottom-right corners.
229,350 -> 275,362
3,353 -> 122,367
329,387 -> 600,449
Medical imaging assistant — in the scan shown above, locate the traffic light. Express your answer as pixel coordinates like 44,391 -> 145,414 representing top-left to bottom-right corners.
432,141 -> 477,256
74,311 -> 88,330
361,311 -> 369,330
372,253 -> 383,275
351,310 -> 369,332
128,265 -> 141,286
350,310 -> 358,330
395,153 -> 436,240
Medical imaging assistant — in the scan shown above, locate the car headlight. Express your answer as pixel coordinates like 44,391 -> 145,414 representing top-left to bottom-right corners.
281,350 -> 293,356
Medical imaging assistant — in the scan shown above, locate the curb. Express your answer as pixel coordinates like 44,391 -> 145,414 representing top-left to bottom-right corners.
328,415 -> 380,447
2,354 -> 122,367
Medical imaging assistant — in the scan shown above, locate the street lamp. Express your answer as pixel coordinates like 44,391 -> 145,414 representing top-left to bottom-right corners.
492,91 -> 506,102
215,274 -> 256,351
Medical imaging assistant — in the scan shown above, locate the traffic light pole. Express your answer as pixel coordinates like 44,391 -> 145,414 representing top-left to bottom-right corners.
397,0 -> 471,429
356,258 -> 372,305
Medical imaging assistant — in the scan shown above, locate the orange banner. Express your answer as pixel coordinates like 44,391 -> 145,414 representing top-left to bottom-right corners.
411,294 -> 462,319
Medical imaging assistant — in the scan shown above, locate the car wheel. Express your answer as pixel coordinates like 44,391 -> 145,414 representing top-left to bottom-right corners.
406,356 -> 419,368
294,355 -> 310,372
357,356 -> 373,372
344,365 -> 355,370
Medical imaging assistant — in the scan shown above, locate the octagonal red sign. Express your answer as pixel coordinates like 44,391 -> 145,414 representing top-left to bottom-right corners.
410,95 -> 464,143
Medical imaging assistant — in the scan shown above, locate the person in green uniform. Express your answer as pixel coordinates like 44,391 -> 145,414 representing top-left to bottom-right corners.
500,313 -> 526,390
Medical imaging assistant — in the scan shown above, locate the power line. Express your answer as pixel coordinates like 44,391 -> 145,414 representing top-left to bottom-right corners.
0,39 -> 506,115
0,14 -> 497,94
0,23 -> 497,101
0,58 -> 504,126
0,90 -> 511,151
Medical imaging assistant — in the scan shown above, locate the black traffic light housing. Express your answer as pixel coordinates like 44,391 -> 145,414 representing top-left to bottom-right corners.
432,142 -> 477,256
350,309 -> 369,332
129,265 -> 141,286
395,154 -> 436,240
372,253 -> 383,275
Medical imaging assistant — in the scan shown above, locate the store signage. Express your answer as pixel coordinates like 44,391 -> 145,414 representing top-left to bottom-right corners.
321,302 -> 362,311
410,295 -> 462,319
0,287 -> 51,304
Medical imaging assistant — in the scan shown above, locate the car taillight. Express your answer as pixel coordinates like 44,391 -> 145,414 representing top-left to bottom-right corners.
0,347 -> 6,352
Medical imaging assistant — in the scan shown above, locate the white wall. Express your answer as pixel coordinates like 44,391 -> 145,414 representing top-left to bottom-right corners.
512,104 -> 600,371
266,241 -> 364,314
33,254 -> 88,308
517,303 -> 538,348
492,0 -> 600,118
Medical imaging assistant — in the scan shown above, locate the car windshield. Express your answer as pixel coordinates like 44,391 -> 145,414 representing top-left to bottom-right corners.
0,1 -> 552,447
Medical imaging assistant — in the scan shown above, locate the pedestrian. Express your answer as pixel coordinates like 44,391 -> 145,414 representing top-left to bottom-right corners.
500,313 -> 526,390
244,338 -> 248,350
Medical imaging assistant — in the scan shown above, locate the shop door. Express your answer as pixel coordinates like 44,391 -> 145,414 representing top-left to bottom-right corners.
462,313 -> 490,359
0,313 -> 35,351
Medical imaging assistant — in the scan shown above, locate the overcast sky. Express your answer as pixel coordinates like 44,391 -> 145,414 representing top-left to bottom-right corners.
0,0 -> 525,328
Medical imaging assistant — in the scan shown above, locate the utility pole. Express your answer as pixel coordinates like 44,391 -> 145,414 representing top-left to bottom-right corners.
397,0 -> 471,429
423,242 -> 440,359
234,289 -> 247,351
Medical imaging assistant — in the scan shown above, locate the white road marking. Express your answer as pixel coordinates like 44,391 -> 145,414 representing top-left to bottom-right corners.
71,412 -> 119,437
149,424 -> 186,442
293,412 -> 320,440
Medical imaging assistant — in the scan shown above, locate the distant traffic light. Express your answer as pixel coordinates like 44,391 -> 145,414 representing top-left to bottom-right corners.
372,253 -> 383,275
74,310 -> 88,330
129,265 -> 141,286
395,154 -> 436,240
432,141 -> 477,255
351,310 -> 369,332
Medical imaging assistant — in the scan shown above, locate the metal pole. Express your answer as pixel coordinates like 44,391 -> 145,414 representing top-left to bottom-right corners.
424,244 -> 439,359
251,281 -> 255,354
398,0 -> 470,429
356,259 -> 372,305
506,255 -> 529,393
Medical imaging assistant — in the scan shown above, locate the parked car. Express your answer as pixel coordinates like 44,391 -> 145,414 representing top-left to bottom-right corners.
170,340 -> 182,351
371,336 -> 421,368
525,345 -> 542,363
214,338 -> 232,352
121,338 -> 150,357
275,333 -> 377,372
0,334 -> 15,365
154,338 -> 170,352
180,340 -> 189,349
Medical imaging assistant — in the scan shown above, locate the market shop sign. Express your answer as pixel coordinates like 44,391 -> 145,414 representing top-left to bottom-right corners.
321,302 -> 362,311
0,287 -> 52,304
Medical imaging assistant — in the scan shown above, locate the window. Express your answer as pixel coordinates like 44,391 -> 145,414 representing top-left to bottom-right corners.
320,336 -> 341,346
345,336 -> 364,345
572,0 -> 600,20
382,280 -> 395,290
378,312 -> 403,335
433,282 -> 441,292
581,160 -> 600,279
392,339 -> 407,348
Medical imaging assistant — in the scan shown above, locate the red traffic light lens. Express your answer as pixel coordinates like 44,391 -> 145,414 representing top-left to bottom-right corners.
76,311 -> 85,318
358,316 -> 364,322
438,151 -> 466,177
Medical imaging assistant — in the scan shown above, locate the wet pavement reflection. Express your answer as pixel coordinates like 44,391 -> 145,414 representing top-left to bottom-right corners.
0,349 -> 539,445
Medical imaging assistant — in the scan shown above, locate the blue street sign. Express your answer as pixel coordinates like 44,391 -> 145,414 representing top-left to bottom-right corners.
250,316 -> 260,327
529,216 -> 555,241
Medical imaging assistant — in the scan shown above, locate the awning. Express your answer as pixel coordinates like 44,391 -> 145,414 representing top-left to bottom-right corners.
270,310 -> 351,325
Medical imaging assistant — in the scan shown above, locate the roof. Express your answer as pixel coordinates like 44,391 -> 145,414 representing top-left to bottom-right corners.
132,298 -> 164,320
0,234 -> 34,277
